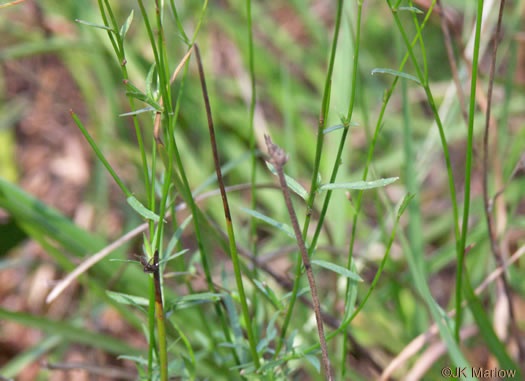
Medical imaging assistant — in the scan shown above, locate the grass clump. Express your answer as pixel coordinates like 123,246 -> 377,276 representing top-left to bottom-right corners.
0,0 -> 524,380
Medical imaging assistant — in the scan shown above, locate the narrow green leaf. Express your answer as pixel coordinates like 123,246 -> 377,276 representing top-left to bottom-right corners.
256,311 -> 280,354
123,81 -> 142,94
259,358 -> 286,373
159,249 -> 189,265
119,9 -> 134,39
323,124 -> 343,134
463,271 -> 521,374
108,258 -> 140,264
0,308 -> 142,355
75,19 -> 114,32
323,121 -> 359,134
125,91 -> 162,111
164,215 -> 192,260
145,63 -> 158,101
165,293 -> 224,314
265,162 -> 308,200
304,354 -> 320,373
240,207 -> 296,241
174,292 -> 223,303
318,177 -> 398,192
253,279 -> 283,310
223,293 -> 242,346
118,355 -> 148,366
167,317 -> 195,377
127,196 -> 160,222
397,6 -> 424,14
106,291 -> 149,306
281,287 -> 309,302
123,82 -> 162,110
397,193 -> 415,218
142,233 -> 153,257
119,106 -> 156,117
286,329 -> 298,352
312,259 -> 363,281
343,261 -> 359,322
371,68 -> 421,85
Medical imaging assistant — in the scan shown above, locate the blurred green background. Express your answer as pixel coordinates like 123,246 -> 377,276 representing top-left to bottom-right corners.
1,0 -> 525,380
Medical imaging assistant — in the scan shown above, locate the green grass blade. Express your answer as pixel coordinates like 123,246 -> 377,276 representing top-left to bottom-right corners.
311,260 -> 363,281
0,308 -> 143,356
318,177 -> 398,192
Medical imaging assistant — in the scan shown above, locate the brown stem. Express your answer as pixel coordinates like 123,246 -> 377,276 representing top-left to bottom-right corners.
482,0 -> 525,364
264,135 -> 333,381
194,44 -> 232,221
194,43 -> 260,369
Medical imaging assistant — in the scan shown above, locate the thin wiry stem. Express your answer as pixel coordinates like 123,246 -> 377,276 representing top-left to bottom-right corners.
194,44 -> 260,369
141,250 -> 167,381
437,0 -> 469,126
385,0 -> 463,342
275,0 -> 344,357
265,135 -> 332,381
457,0 -> 484,342
482,0 -> 525,362
345,0 -> 438,307
245,0 -> 258,271
331,3 -> 364,375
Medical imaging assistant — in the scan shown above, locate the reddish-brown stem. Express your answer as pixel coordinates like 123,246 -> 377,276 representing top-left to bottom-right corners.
481,0 -> 525,364
265,135 -> 333,381
194,43 -> 260,369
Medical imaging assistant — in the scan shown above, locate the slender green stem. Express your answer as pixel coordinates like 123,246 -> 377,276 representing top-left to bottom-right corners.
310,1 -> 363,260
95,1 -> 160,375
154,0 -> 173,113
387,1 -> 460,243
147,277 -> 156,379
457,0 -> 484,342
274,0 -> 344,357
194,44 -> 260,369
408,0 -> 428,84
339,2 -> 437,370
385,0 -> 480,343
152,251 -> 168,381
137,0 -> 161,69
147,3 -> 173,377
96,0 -> 121,62
399,37 -> 424,306
163,63 -> 241,368
169,0 -> 190,43
306,3 -> 363,374
246,0 -> 258,276
97,0 -> 151,219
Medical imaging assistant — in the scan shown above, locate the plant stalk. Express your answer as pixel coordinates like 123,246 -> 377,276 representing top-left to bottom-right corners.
265,135 -> 332,381
194,44 -> 260,369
